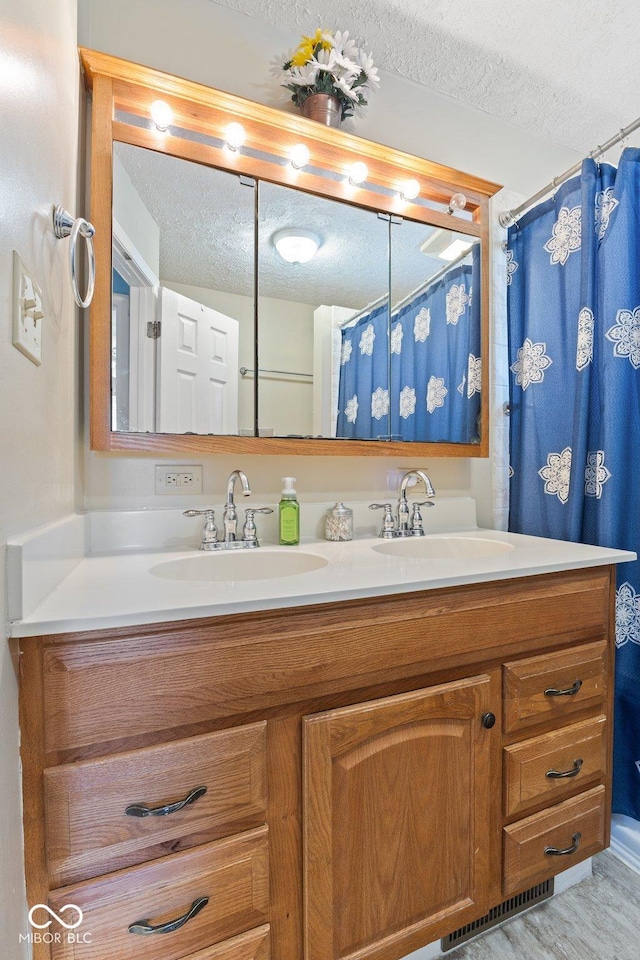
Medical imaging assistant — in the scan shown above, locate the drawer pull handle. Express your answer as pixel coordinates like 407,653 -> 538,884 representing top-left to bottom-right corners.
544,679 -> 583,698
125,785 -> 207,818
546,758 -> 584,780
128,896 -> 209,935
544,832 -> 582,857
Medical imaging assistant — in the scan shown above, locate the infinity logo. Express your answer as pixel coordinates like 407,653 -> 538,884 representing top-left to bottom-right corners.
28,904 -> 84,930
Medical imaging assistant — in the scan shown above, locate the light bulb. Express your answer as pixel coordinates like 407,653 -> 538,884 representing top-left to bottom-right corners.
225,122 -> 246,151
347,161 -> 368,186
448,192 -> 467,214
150,100 -> 173,132
290,144 -> 310,169
399,178 -> 420,201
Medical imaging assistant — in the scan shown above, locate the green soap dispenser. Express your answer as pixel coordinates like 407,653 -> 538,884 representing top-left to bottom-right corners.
279,477 -> 300,545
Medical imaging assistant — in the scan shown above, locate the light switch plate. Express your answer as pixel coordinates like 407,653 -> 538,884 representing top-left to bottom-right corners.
13,251 -> 43,365
155,464 -> 203,495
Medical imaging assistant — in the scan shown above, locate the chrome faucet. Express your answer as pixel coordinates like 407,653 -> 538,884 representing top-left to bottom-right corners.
398,470 -> 435,537
369,469 -> 435,538
184,469 -> 273,551
223,469 -> 251,543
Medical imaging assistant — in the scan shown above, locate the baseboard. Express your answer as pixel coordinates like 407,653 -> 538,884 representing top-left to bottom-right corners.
610,815 -> 640,876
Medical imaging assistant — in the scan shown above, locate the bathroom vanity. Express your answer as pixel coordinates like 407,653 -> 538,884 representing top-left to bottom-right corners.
16,523 -> 623,960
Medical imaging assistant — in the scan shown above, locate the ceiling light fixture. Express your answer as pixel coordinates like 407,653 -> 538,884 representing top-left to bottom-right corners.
289,144 -> 311,170
150,100 -> 173,132
399,178 -> 420,201
439,238 -> 473,261
225,122 -> 246,151
273,229 -> 321,264
347,161 -> 368,186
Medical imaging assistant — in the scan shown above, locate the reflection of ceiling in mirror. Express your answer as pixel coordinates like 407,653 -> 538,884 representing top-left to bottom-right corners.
115,142 -> 476,311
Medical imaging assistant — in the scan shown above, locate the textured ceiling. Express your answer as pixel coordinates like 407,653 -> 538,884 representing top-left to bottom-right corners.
115,142 -> 468,308
211,0 -> 640,153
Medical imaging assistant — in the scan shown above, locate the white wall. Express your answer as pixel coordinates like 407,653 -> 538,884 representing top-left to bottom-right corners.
0,0 -> 80,954
113,152 -> 160,277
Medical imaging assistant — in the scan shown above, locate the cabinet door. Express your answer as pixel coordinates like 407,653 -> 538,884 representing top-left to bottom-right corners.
304,676 -> 493,960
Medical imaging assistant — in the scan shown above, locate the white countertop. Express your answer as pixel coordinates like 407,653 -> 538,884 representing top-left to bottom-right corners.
8,511 -> 635,637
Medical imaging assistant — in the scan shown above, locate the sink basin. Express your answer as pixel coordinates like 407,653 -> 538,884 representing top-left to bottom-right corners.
371,536 -> 515,560
150,549 -> 329,582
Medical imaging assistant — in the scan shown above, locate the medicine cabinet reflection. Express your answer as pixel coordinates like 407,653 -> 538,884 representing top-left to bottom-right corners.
111,143 -> 482,444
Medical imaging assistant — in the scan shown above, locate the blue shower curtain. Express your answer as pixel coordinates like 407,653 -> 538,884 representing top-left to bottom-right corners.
336,303 -> 390,439
508,149 -> 640,821
337,248 -> 481,442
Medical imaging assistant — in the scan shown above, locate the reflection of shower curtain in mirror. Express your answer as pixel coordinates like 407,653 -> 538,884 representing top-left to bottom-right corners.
336,247 -> 481,441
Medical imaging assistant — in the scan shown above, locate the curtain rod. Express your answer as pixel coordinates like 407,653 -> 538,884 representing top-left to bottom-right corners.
499,114 -> 640,228
391,246 -> 474,316
339,247 -> 474,330
338,293 -> 389,329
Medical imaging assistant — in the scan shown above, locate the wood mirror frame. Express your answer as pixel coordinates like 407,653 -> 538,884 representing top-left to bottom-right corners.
81,48 -> 501,458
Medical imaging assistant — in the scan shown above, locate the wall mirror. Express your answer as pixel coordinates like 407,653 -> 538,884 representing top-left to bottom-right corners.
85,48 -> 500,456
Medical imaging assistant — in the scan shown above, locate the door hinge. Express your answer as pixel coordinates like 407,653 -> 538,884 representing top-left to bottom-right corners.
147,320 -> 161,339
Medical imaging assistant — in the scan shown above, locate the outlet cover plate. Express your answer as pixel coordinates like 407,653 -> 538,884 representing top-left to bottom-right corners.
155,465 -> 203,495
13,251 -> 43,365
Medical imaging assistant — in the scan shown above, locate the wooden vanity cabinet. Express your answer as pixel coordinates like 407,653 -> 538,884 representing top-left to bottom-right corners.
18,566 -> 615,960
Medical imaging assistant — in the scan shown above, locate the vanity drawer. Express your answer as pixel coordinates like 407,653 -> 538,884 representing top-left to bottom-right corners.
503,715 -> 607,819
44,723 -> 267,886
184,926 -> 270,960
48,826 -> 269,960
503,640 -> 607,735
503,785 -> 606,896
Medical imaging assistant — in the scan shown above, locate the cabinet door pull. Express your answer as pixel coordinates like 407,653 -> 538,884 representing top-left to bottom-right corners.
545,758 -> 584,779
125,785 -> 207,818
128,896 -> 209,935
544,679 -> 583,697
481,712 -> 496,729
544,832 -> 582,857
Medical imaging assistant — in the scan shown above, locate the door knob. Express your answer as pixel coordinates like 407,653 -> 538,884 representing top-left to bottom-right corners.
481,712 -> 496,729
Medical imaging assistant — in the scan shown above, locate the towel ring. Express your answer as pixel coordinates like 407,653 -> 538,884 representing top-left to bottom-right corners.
53,205 -> 96,308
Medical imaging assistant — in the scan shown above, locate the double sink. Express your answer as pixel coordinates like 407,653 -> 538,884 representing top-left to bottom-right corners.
150,535 -> 515,583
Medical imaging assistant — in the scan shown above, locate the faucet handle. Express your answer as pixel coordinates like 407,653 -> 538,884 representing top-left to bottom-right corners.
409,501 -> 433,537
184,509 -> 217,549
369,503 -> 396,539
242,507 -> 273,545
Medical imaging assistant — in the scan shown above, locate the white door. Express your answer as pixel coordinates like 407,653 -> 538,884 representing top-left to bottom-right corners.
157,288 -> 239,434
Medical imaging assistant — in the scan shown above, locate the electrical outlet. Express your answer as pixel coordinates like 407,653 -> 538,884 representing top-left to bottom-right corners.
387,468 -> 423,491
155,465 -> 203,495
13,251 -> 43,365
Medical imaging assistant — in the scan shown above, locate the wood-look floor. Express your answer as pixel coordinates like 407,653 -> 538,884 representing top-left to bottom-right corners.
447,852 -> 639,960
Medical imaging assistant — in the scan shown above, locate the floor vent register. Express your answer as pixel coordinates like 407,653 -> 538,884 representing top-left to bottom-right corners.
441,878 -> 554,952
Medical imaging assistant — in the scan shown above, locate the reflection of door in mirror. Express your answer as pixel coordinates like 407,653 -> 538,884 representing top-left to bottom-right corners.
156,288 -> 238,434
111,143 -> 255,435
257,181 -> 390,441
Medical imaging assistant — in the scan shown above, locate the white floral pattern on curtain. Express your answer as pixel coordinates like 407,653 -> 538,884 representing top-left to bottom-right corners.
507,149 -> 640,821
337,246 -> 482,442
